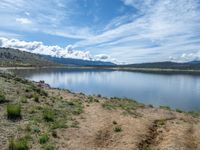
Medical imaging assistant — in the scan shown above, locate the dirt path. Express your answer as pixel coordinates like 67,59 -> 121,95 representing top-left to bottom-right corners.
56,103 -> 149,150
54,104 -> 200,150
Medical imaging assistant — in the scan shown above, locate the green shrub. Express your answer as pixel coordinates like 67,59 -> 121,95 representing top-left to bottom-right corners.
102,98 -> 141,111
9,137 -> 28,150
43,108 -> 54,122
20,96 -> 27,103
32,87 -> 48,97
159,105 -> 171,110
114,126 -> 122,132
33,94 -> 39,102
33,127 -> 40,133
0,92 -> 6,103
51,120 -> 67,129
141,144 -> 151,150
40,89 -> 48,97
88,96 -> 94,102
176,109 -> 183,113
39,134 -> 49,144
7,104 -> 21,120
42,143 -> 54,150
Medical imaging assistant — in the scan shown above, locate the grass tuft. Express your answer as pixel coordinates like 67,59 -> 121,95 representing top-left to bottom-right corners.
159,105 -> 171,110
114,126 -> 122,132
0,91 -> 6,103
7,104 -> 21,120
42,143 -> 54,150
39,134 -> 49,144
9,137 -> 29,150
43,108 -> 55,122
20,96 -> 28,103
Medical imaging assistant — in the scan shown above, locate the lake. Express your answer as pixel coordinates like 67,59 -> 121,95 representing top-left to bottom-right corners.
13,68 -> 200,111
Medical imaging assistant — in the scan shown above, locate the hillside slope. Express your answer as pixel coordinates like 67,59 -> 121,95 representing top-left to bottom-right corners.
0,47 -> 60,67
43,55 -> 116,66
121,61 -> 200,70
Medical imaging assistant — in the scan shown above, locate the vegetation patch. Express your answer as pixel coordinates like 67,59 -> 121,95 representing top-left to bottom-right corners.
33,93 -> 39,102
114,126 -> 122,132
9,137 -> 29,150
43,108 -> 55,122
102,98 -> 142,113
42,143 -> 55,150
159,105 -> 171,110
7,104 -> 21,120
20,96 -> 28,103
176,109 -> 183,113
188,111 -> 200,117
39,134 -> 49,144
61,99 -> 83,115
0,91 -> 6,103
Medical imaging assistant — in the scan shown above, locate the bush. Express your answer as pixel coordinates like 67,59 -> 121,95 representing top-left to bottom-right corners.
20,96 -> 27,103
159,105 -> 171,110
176,109 -> 183,113
42,143 -> 54,150
43,108 -> 54,122
114,126 -> 122,132
7,104 -> 21,120
9,137 -> 28,150
32,86 -> 48,97
33,94 -> 39,102
39,134 -> 49,144
0,92 -> 6,103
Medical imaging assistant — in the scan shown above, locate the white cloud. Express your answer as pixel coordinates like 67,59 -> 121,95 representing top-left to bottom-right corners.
0,37 -> 114,62
170,51 -> 200,62
16,18 -> 32,25
74,0 -> 200,63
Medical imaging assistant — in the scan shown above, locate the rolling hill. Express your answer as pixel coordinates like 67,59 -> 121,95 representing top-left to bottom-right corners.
120,61 -> 200,70
42,55 -> 116,66
0,47 -> 60,67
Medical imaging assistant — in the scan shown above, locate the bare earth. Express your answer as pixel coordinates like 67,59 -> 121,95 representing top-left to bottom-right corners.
56,103 -> 200,150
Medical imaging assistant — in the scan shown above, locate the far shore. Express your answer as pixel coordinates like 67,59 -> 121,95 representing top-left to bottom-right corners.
1,66 -> 200,74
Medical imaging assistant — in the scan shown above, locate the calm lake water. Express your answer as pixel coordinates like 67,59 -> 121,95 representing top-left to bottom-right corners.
13,68 -> 200,111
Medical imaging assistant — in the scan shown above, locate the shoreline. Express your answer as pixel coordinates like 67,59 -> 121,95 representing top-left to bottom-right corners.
1,66 -> 200,75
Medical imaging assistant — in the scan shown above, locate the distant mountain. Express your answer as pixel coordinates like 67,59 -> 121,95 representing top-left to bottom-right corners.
42,55 -> 116,66
0,47 -> 60,67
187,60 -> 200,64
120,61 -> 200,70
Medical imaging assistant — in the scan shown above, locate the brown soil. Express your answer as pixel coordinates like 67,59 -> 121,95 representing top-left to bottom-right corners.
55,103 -> 200,150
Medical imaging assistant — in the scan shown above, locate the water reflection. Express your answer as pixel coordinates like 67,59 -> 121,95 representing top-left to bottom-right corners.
13,68 -> 200,111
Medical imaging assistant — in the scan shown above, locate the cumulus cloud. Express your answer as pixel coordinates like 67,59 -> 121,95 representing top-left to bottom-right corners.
170,51 -> 200,62
16,18 -> 32,25
0,37 -> 114,62
95,54 -> 109,60
74,0 -> 200,63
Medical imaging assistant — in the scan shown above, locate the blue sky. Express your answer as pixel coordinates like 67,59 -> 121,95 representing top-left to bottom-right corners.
0,0 -> 200,63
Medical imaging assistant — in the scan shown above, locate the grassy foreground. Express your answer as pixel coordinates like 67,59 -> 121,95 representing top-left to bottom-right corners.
0,72 -> 199,150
